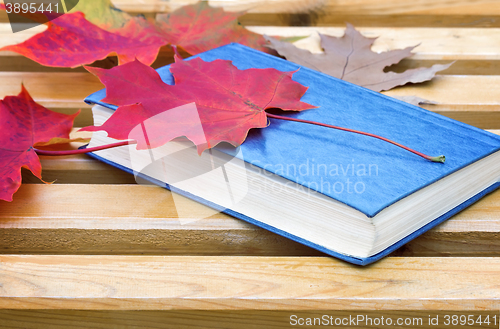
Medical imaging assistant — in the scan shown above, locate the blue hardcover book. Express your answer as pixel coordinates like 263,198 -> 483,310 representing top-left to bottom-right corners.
84,43 -> 500,265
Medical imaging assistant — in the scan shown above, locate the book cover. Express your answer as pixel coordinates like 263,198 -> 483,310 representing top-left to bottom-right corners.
84,43 -> 500,265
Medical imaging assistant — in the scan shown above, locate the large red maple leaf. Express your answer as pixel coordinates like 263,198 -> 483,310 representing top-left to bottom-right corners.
1,12 -> 167,67
156,2 -> 272,55
0,86 -> 80,201
81,57 -> 316,154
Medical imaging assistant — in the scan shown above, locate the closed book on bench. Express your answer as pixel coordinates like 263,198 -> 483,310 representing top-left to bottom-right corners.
84,43 -> 500,265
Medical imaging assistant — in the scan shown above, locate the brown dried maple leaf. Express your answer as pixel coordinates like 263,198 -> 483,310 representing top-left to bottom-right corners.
265,24 -> 452,92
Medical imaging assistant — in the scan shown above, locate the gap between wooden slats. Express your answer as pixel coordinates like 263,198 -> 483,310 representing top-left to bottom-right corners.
1,309 -> 499,329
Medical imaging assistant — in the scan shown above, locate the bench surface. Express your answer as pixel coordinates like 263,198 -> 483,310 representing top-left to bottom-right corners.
1,0 -> 500,327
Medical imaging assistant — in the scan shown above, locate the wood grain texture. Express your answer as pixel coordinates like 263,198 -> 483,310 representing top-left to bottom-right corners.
382,75 -> 500,104
2,184 -> 499,256
0,72 -> 100,109
2,24 -> 499,60
3,0 -> 496,16
95,0 -> 327,14
0,255 -> 499,310
1,0 -> 500,319
322,0 -> 500,16
1,72 -> 500,127
0,310 -> 498,329
104,0 -> 500,16
4,10 -> 500,28
249,26 -> 500,60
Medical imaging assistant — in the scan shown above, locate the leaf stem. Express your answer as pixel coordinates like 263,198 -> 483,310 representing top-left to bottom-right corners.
34,140 -> 134,156
172,45 -> 182,59
265,113 -> 445,163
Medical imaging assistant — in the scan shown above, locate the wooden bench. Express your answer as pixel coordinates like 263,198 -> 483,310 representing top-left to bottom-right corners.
1,0 -> 499,327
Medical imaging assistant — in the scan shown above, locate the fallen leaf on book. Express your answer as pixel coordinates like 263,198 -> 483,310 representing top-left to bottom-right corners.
156,1 -> 271,55
80,56 -> 316,154
0,11 -> 167,67
0,86 -> 81,201
264,24 -> 453,92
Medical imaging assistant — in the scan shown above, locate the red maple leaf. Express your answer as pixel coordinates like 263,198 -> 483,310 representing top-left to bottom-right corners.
0,12 -> 167,67
156,2 -> 272,55
1,2 -> 274,67
80,57 -> 316,154
0,86 -> 80,201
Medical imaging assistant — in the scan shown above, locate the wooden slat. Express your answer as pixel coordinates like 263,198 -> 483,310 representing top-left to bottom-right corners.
0,72 -> 100,109
248,26 -> 500,60
2,24 -> 500,61
0,255 -> 499,310
2,184 -> 499,256
2,24 -> 499,76
3,0 -> 497,16
108,0 -> 500,16
2,72 -> 500,128
0,184 -> 320,256
0,0 -> 499,319
5,2 -> 500,28
0,23 -> 45,52
22,156 -> 137,185
4,8 -> 500,28
382,75 -> 500,104
1,72 -> 499,107
67,1 -> 500,28
3,1 -> 500,31
321,0 -> 500,16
